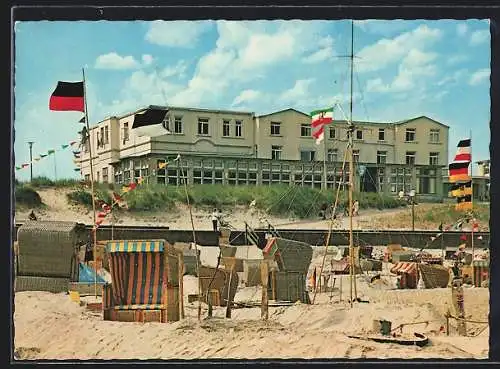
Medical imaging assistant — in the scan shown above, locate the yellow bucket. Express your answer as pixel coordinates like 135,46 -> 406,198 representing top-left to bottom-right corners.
69,290 -> 80,304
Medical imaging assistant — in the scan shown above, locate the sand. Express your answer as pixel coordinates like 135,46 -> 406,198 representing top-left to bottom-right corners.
14,245 -> 489,360
13,189 -> 490,360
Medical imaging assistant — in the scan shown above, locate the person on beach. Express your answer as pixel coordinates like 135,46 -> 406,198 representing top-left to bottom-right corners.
211,208 -> 219,232
353,200 -> 360,216
28,210 -> 37,221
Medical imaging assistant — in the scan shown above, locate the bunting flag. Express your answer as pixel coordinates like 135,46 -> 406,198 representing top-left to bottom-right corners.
449,161 -> 470,183
310,107 -> 334,145
15,138 -> 79,170
456,195 -> 473,211
158,162 -> 168,169
49,81 -> 85,112
449,181 -> 472,198
94,178 -> 145,229
79,117 -> 86,123
73,150 -> 81,155
472,219 -> 479,232
22,164 -> 30,168
73,168 -> 81,172
70,140 -> 78,146
460,234 -> 468,241
132,107 -> 170,137
453,139 -> 471,162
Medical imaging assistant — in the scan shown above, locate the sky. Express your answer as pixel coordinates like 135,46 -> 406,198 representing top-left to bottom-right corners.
14,19 -> 490,180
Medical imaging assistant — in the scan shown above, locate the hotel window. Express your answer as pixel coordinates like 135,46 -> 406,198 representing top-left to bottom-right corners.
406,151 -> 416,165
271,145 -> 282,160
235,120 -> 242,137
300,124 -> 311,137
356,130 -> 363,140
198,118 -> 209,135
122,122 -> 129,142
104,126 -> 109,144
270,121 -> 281,135
300,150 -> 316,161
222,119 -> 230,137
429,152 -> 439,166
378,128 -> 385,141
377,151 -> 387,164
429,129 -> 440,143
174,116 -> 183,134
327,149 -> 338,162
353,149 -> 360,162
99,127 -> 104,147
329,127 -> 336,139
405,128 -> 416,142
102,167 -> 108,183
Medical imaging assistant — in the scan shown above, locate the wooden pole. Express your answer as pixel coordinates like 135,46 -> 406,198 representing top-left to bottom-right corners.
225,264 -> 234,319
271,269 -> 276,301
261,261 -> 269,320
179,154 -> 202,321
178,252 -> 185,319
82,67 -> 98,300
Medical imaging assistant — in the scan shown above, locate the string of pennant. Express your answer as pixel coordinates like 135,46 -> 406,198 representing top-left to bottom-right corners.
15,139 -> 80,171
428,216 -> 482,244
94,176 -> 146,229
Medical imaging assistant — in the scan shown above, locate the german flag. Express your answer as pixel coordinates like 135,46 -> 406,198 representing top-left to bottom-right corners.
132,107 -> 170,137
449,161 -> 470,182
49,81 -> 85,112
456,194 -> 472,211
449,181 -> 472,197
453,139 -> 471,162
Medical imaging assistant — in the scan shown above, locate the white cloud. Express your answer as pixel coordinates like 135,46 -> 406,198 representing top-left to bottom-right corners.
167,21 -> 332,107
470,30 -> 489,45
457,23 -> 468,36
161,60 -> 188,79
356,24 -> 442,73
303,36 -> 334,64
142,54 -> 154,66
279,79 -> 315,103
469,68 -> 490,86
447,54 -> 468,65
145,21 -> 212,47
355,20 -> 414,36
366,48 -> 437,94
232,90 -> 262,106
95,52 -> 140,70
437,69 -> 467,86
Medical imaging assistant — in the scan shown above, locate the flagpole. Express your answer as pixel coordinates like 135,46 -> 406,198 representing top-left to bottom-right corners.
82,67 -> 98,299
323,124 -> 328,190
53,151 -> 57,181
470,129 -> 474,261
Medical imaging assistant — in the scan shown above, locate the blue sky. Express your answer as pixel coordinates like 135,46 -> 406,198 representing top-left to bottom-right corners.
14,19 -> 490,180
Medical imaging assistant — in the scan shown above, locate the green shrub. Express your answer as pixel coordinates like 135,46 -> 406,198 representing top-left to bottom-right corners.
30,176 -> 54,188
15,185 -> 42,207
67,189 -> 93,206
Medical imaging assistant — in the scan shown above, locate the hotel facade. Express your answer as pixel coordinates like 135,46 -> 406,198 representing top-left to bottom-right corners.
78,105 -> 450,199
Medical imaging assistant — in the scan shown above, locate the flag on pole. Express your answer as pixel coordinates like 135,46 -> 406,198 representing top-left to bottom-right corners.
453,139 -> 471,162
49,81 -> 85,112
310,107 -> 334,145
449,162 -> 470,183
132,107 -> 170,137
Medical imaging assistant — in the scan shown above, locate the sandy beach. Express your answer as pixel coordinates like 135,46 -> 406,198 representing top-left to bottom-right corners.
14,245 -> 489,360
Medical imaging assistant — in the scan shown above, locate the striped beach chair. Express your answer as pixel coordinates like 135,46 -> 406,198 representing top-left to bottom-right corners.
102,239 -> 183,323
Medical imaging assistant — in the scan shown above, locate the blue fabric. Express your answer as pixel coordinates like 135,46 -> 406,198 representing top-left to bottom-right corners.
78,263 -> 106,283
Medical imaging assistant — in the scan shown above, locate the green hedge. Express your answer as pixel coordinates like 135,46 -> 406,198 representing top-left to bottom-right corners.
63,184 -> 405,218
15,185 -> 42,207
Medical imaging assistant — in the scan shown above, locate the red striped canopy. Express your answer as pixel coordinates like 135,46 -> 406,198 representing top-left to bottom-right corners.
390,262 -> 417,275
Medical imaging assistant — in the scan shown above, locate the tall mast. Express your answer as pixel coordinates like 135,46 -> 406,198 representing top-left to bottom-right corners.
348,19 -> 357,307
470,129 -> 474,260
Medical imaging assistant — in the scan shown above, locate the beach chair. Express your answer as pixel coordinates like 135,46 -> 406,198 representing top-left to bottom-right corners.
102,239 -> 183,323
